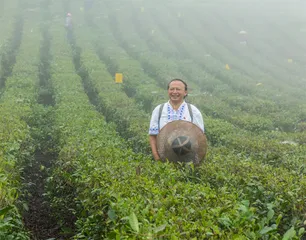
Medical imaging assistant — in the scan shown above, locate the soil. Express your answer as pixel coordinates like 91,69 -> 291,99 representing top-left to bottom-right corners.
22,151 -> 73,240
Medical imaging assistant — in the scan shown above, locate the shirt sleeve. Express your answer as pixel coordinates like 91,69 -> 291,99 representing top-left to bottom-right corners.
191,105 -> 205,133
149,105 -> 161,135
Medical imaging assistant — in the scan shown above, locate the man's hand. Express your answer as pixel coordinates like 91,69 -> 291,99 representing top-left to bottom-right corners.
153,152 -> 161,161
150,135 -> 161,161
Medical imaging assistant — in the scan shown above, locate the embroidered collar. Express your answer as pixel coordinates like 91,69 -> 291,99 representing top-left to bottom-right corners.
167,101 -> 186,121
167,101 -> 186,111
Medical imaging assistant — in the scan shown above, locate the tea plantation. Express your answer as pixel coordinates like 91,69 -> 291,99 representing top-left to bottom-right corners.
0,0 -> 305,239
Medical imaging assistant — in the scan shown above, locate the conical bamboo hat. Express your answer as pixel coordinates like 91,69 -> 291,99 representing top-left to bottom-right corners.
157,120 -> 207,165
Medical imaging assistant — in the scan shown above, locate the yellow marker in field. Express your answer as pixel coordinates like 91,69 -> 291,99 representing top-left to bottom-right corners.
288,58 -> 293,63
115,73 -> 123,83
256,82 -> 262,86
225,64 -> 230,70
141,7 -> 144,12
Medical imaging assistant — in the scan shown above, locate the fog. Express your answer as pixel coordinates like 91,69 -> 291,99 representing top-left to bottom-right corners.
102,0 -> 306,95
1,0 -> 306,121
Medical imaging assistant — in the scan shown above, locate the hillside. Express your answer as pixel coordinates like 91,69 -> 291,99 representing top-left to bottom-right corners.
0,0 -> 305,239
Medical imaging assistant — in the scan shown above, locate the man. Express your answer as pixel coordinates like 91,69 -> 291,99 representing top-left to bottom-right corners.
65,13 -> 72,29
149,79 -> 205,161
65,13 -> 73,42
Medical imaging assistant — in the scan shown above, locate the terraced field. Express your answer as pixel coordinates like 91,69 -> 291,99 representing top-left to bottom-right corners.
0,0 -> 305,239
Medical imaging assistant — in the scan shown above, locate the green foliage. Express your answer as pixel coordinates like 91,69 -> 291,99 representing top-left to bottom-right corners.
41,2 -> 306,238
0,205 -> 29,240
0,1 -> 43,236
0,0 -> 305,239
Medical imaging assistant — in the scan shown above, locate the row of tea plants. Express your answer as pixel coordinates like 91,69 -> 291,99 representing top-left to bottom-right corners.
0,2 -> 43,238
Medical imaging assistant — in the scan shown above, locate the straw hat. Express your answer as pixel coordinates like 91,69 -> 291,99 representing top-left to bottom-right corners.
157,120 -> 207,166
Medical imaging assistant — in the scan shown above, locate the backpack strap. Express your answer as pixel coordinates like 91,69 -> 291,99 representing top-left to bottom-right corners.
158,103 -> 164,131
187,103 -> 193,123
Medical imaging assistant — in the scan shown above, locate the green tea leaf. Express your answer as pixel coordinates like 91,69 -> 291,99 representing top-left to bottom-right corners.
282,226 -> 296,240
298,228 -> 305,236
267,209 -> 274,221
154,223 -> 167,233
23,203 -> 29,212
107,208 -> 117,222
129,212 -> 139,233
171,235 -> 179,240
260,226 -> 274,235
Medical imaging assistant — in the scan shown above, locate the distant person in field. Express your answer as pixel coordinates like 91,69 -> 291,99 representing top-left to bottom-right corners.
149,79 -> 205,161
65,12 -> 73,42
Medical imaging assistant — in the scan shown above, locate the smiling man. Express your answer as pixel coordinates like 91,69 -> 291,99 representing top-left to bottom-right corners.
149,79 -> 205,161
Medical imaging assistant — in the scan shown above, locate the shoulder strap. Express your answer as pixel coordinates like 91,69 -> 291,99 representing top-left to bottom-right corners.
187,103 -> 193,123
158,103 -> 164,130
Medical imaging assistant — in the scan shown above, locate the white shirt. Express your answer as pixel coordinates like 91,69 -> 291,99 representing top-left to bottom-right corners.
149,101 -> 204,135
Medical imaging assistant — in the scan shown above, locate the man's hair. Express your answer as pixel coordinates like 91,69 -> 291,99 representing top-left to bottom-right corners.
167,78 -> 188,91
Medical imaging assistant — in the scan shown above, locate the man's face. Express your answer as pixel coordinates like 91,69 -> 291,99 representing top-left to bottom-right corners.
168,81 -> 187,104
